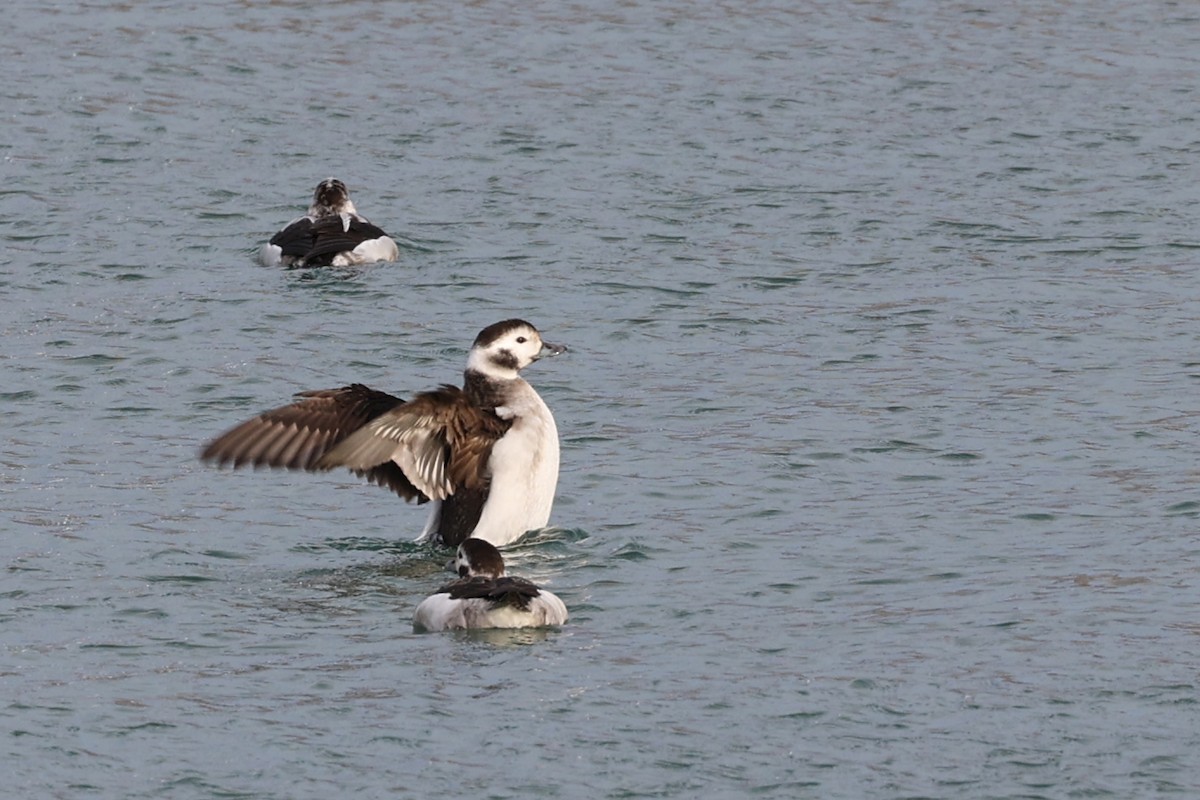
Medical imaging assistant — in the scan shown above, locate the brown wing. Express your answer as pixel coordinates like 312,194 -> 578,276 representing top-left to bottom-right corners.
316,386 -> 508,501
199,384 -> 424,499
434,386 -> 513,491
437,576 -> 541,610
316,384 -> 511,502
354,462 -> 430,503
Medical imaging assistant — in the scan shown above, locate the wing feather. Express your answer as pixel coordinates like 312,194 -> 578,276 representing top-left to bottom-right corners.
304,217 -> 392,261
200,384 -> 405,473
316,385 -> 509,502
353,462 -> 427,503
268,217 -> 316,258
202,383 -> 509,504
436,576 -> 542,610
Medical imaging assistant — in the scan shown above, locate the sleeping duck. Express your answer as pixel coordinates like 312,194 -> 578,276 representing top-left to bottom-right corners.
413,539 -> 569,631
259,178 -> 399,267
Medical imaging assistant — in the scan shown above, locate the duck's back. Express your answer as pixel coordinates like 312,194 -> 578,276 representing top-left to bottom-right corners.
413,576 -> 568,631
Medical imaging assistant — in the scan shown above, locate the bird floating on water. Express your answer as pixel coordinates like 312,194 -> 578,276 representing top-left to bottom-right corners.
258,177 -> 400,268
413,539 -> 569,631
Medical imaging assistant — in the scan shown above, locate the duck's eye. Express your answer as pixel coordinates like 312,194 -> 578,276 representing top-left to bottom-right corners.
516,336 -> 527,344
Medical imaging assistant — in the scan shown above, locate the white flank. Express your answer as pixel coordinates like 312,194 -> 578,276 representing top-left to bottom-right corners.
413,590 -> 568,632
259,242 -> 283,267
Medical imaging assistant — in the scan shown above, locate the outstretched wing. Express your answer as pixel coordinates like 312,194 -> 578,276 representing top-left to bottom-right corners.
315,385 -> 510,502
199,384 -> 424,500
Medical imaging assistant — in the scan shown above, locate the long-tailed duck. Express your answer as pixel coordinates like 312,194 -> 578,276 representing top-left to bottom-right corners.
258,178 -> 400,268
413,539 -> 568,631
200,319 -> 565,548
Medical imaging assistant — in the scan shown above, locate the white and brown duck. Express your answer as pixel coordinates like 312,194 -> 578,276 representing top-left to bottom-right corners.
200,319 -> 565,547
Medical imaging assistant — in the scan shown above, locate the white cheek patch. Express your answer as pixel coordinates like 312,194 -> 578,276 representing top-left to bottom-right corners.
494,404 -> 515,420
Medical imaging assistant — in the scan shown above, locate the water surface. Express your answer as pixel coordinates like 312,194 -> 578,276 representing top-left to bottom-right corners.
3,1 -> 1200,798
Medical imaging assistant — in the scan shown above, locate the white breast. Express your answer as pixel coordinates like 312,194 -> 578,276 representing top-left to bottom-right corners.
470,382 -> 560,546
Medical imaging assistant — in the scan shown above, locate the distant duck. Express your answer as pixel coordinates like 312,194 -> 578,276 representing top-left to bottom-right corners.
200,319 -> 565,548
258,178 -> 400,268
413,539 -> 569,631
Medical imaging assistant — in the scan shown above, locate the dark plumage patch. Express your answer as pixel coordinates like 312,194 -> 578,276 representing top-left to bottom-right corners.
303,218 -> 392,266
472,318 -> 533,348
355,461 -> 428,503
457,538 -> 505,577
490,349 -> 520,371
438,488 -> 488,547
269,216 -> 392,268
269,218 -> 318,259
437,576 -> 542,610
462,370 -> 511,410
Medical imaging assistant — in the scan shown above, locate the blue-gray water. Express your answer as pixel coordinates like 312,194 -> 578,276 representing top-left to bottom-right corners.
4,1 -> 1200,797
